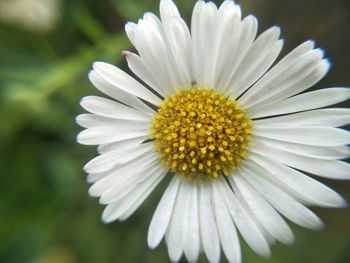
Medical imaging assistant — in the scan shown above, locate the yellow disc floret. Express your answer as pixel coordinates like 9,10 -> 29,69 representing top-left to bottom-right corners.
151,88 -> 252,180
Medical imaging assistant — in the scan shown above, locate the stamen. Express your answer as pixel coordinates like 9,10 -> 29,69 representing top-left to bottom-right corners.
151,88 -> 252,180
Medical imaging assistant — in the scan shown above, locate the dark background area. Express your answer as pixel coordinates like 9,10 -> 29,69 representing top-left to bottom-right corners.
0,0 -> 349,262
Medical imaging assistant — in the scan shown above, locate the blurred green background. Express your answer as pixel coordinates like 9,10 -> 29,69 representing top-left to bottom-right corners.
0,0 -> 349,262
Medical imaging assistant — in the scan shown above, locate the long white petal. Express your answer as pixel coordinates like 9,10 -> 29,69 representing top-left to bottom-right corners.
88,70 -> 155,114
191,1 -> 218,84
219,15 -> 258,94
213,1 -> 241,92
148,176 -> 180,249
123,51 -> 166,97
241,49 -> 329,109
259,58 -> 330,107
228,26 -> 282,98
254,126 -> 350,146
160,0 -> 193,85
77,126 -> 148,145
216,178 -> 271,257
160,0 -> 180,18
84,143 -> 154,174
88,153 -> 158,197
250,88 -> 350,118
144,12 -> 189,88
255,108 -> 350,128
87,170 -> 111,184
125,22 -> 137,46
134,18 -> 179,95
254,138 -> 350,160
118,170 -> 165,221
97,137 -> 146,155
76,114 -> 148,130
118,167 -> 166,221
239,40 -> 315,105
211,180 -> 241,263
80,96 -> 150,121
249,154 -> 347,208
230,175 -> 294,245
199,182 -> 220,263
243,164 -> 324,229
190,0 -> 205,84
99,159 -> 160,204
166,178 -> 186,262
183,182 -> 200,263
92,62 -> 163,106
251,143 -> 350,180
101,164 -> 165,223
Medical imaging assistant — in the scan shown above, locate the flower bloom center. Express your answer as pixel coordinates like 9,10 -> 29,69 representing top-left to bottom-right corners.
151,88 -> 252,180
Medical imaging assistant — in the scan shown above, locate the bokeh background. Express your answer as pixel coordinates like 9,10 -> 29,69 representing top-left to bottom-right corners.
1,0 -> 349,262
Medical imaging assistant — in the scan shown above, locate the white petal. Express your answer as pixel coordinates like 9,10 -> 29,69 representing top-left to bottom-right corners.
239,40 -> 315,106
118,170 -> 164,220
251,142 -> 350,180
243,164 -> 324,229
254,126 -> 350,146
211,180 -> 241,263
76,114 -> 148,129
99,158 -> 159,204
80,96 -> 150,121
213,1 -> 242,92
141,12 -> 188,88
230,175 -> 294,245
233,39 -> 283,98
241,49 -> 329,109
89,70 -> 155,114
249,154 -> 347,207
166,178 -> 186,262
125,22 -> 137,46
87,170 -> 109,184
84,142 -> 154,174
101,163 -> 165,223
183,182 -> 200,263
199,182 -> 220,263
228,26 -> 282,98
255,108 -> 350,128
88,153 -> 158,197
250,88 -> 350,118
218,14 -> 258,94
122,51 -> 165,97
134,18 -> 179,95
262,58 -> 330,106
160,0 -> 193,84
254,137 -> 350,160
191,1 -> 218,84
92,62 -> 162,106
87,154 -> 158,188
160,0 -> 180,18
143,10 -> 187,89
163,16 -> 193,85
148,176 -> 180,249
97,137 -> 147,154
77,127 -> 148,145
216,178 -> 271,257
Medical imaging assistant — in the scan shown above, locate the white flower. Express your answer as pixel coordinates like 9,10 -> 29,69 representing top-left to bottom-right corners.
76,0 -> 350,262
0,0 -> 61,33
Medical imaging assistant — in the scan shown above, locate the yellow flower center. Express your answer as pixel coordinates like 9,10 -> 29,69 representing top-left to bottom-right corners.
151,88 -> 252,180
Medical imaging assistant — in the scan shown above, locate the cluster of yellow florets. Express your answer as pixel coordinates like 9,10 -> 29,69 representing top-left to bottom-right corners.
151,88 -> 252,180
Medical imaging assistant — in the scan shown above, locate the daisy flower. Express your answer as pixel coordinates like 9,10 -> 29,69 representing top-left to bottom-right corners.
0,0 -> 61,33
76,0 -> 350,262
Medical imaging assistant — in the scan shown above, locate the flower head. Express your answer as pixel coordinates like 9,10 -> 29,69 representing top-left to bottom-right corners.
77,0 -> 350,262
0,0 -> 61,33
